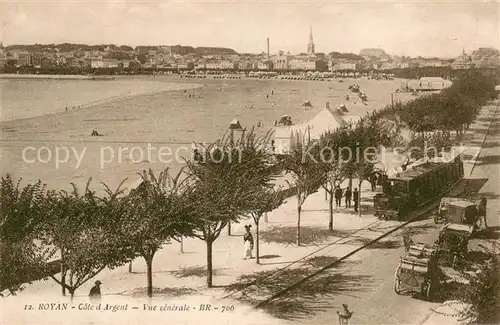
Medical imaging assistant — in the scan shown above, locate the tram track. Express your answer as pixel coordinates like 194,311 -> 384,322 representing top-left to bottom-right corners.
246,179 -> 469,309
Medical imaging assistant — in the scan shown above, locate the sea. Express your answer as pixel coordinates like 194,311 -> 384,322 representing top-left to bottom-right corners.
0,75 -> 410,193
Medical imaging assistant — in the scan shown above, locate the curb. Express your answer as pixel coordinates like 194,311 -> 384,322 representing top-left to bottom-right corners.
470,102 -> 499,176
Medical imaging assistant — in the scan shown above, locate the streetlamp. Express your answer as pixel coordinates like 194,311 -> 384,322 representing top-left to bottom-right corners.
337,304 -> 353,325
227,119 -> 245,236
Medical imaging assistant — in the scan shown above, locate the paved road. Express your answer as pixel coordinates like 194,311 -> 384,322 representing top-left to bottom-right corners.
277,102 -> 500,325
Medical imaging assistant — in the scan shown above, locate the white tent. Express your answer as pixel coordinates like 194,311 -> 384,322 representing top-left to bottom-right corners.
306,107 -> 347,140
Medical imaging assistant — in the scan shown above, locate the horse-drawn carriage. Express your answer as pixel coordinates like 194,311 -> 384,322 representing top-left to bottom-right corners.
434,197 -> 487,232
394,243 -> 440,300
435,223 -> 473,268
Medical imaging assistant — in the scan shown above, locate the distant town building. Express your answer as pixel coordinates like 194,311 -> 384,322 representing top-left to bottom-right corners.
17,53 -> 32,67
307,25 -> 315,56
91,59 -> 120,68
451,50 -> 474,69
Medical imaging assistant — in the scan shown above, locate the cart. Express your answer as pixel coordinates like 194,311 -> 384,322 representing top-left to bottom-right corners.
394,243 -> 440,300
434,197 -> 484,232
436,223 -> 473,269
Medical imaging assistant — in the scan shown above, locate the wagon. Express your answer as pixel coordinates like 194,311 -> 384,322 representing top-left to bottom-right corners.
394,243 -> 440,300
436,223 -> 473,268
434,197 -> 484,231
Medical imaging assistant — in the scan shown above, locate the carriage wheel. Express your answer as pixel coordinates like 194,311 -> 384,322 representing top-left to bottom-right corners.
394,276 -> 402,294
425,282 -> 432,300
394,268 -> 402,294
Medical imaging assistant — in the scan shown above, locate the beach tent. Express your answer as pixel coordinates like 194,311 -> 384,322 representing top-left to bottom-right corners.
228,119 -> 243,130
305,107 -> 348,140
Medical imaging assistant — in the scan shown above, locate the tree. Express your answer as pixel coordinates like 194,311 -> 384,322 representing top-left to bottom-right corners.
315,130 -> 350,230
246,188 -> 286,264
39,179 -> 132,301
0,175 -> 47,297
283,141 -> 325,246
184,130 -> 273,287
459,243 -> 500,324
124,169 -> 192,298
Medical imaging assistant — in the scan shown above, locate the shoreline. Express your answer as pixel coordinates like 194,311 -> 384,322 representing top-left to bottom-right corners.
1,78 -> 407,194
0,73 -> 96,80
0,79 -> 204,124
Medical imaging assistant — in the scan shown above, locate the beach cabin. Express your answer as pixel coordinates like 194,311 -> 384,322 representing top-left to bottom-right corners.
416,77 -> 452,91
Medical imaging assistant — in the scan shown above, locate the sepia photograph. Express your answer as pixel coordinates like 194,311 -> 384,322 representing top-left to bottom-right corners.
0,1 -> 499,324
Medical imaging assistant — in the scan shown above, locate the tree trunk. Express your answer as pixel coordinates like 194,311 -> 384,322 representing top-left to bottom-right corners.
69,289 -> 75,304
61,263 -> 66,296
328,191 -> 334,231
296,204 -> 302,246
324,183 -> 328,201
255,220 -> 260,264
349,177 -> 353,190
358,179 -> 362,217
206,240 -> 213,288
145,255 -> 153,298
128,261 -> 133,273
227,222 -> 231,236
180,236 -> 184,253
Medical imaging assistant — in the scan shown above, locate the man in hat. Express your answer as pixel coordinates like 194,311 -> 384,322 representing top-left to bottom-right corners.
337,304 -> 353,325
89,280 -> 102,303
353,188 -> 359,213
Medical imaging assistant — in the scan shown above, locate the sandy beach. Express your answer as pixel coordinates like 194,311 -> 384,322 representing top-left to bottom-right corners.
1,76 -> 412,194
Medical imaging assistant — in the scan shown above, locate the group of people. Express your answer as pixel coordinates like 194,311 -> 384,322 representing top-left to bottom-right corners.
334,186 -> 360,212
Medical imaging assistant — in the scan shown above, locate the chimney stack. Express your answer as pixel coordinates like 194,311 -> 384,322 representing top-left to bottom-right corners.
267,37 -> 270,61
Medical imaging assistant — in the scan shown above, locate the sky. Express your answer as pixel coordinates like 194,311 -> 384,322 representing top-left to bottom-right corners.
1,0 -> 499,58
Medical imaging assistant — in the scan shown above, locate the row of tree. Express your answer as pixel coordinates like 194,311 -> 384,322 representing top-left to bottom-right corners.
1,74 -> 497,310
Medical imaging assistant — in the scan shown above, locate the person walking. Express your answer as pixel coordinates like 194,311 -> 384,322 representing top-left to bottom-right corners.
337,304 -> 353,325
344,187 -> 352,208
334,186 -> 343,208
89,280 -> 102,303
353,188 -> 359,213
243,225 -> 254,259
369,174 -> 377,191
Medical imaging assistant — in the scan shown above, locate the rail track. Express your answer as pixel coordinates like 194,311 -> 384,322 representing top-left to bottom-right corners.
220,178 -> 470,309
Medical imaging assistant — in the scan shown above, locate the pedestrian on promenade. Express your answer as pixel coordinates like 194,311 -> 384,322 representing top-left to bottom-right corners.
337,304 -> 353,325
89,280 -> 102,303
369,174 -> 377,191
478,198 -> 488,228
344,187 -> 352,208
334,186 -> 343,208
353,188 -> 359,213
243,225 -> 254,259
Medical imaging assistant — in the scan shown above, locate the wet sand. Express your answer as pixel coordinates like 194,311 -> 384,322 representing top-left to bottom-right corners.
1,76 -> 412,194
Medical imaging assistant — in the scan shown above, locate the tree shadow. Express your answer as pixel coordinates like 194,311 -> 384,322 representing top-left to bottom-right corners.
469,141 -> 500,149
461,178 -> 489,195
301,255 -> 339,268
403,223 -> 440,236
345,237 -> 402,249
474,155 -> 500,166
224,265 -> 374,320
170,266 -> 225,278
260,226 -> 352,246
259,255 -> 281,260
126,286 -> 197,298
473,227 -> 500,240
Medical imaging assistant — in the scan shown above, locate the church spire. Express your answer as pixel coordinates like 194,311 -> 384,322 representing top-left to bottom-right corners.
307,24 -> 315,55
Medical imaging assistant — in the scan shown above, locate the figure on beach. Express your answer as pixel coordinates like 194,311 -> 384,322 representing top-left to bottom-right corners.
88,280 -> 102,303
243,225 -> 254,259
91,130 -> 102,136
